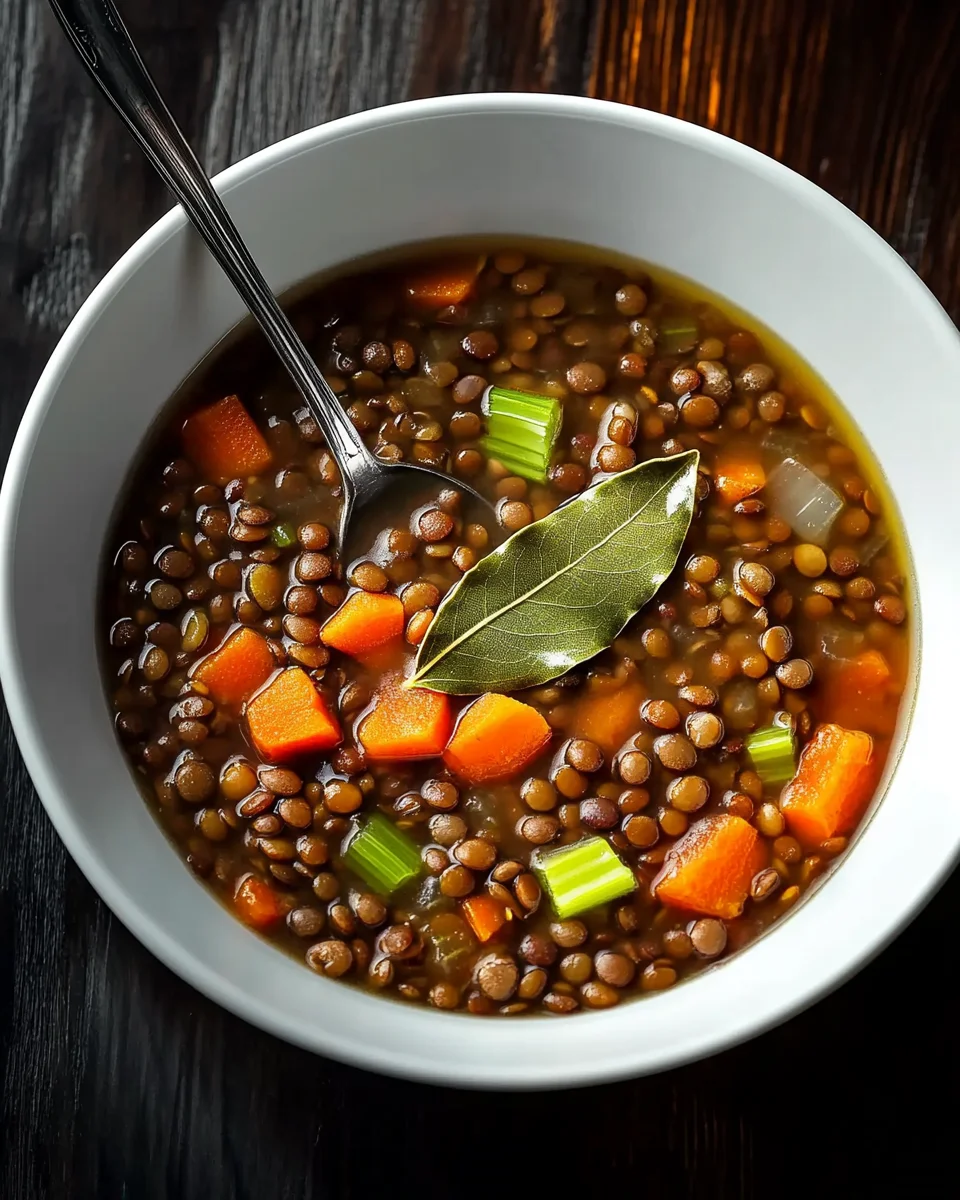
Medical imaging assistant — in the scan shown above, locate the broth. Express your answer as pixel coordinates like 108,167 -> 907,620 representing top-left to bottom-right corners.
100,240 -> 910,1015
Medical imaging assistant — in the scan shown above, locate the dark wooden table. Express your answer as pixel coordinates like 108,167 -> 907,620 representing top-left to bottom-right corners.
2,2 -> 958,1196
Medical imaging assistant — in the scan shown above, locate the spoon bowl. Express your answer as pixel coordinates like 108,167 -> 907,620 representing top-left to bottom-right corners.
343,460 -> 501,563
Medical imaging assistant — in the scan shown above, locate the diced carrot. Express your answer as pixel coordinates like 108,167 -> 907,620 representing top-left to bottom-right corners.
654,814 -> 760,919
462,894 -> 510,943
403,255 -> 483,310
246,667 -> 342,762
193,627 -> 276,707
780,723 -> 875,846
320,591 -> 405,659
715,453 -> 766,506
358,676 -> 453,761
821,651 -> 897,737
570,679 -> 645,756
443,693 -> 552,785
182,394 -> 273,484
234,873 -> 282,929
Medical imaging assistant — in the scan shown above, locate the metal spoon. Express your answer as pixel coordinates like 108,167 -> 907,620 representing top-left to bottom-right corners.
49,0 -> 495,555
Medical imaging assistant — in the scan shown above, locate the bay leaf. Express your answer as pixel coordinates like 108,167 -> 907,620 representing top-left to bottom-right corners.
409,449 -> 700,694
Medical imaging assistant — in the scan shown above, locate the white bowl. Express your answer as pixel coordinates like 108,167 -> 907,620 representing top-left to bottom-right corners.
2,94 -> 958,1089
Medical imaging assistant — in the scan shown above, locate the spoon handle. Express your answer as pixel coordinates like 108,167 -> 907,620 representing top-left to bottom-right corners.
48,0 -> 381,493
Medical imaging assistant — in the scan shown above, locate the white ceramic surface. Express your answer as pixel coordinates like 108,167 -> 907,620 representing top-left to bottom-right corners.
2,94 -> 958,1089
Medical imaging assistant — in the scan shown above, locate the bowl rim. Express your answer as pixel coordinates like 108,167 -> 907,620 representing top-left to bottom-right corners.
2,91 -> 959,1089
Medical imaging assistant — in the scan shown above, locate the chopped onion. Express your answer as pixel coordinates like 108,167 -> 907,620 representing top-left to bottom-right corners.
766,457 -> 842,546
472,295 -> 514,327
415,875 -> 446,912
762,426 -> 814,462
423,327 -> 463,360
818,617 -> 867,662
858,528 -> 889,565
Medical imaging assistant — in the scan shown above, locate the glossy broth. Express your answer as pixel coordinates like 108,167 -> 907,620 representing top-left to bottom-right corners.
101,240 -> 910,1015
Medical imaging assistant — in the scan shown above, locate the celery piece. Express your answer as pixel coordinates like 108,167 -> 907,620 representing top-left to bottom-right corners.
342,812 -> 421,895
271,521 -> 297,549
532,836 -> 636,919
658,316 -> 699,355
480,385 -> 562,483
745,715 -> 797,786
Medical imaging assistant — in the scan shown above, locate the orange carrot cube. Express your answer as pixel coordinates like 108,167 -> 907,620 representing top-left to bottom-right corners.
193,627 -> 276,707
234,873 -> 283,929
462,894 -> 510,943
403,255 -> 483,310
821,651 -> 897,737
570,679 -> 645,756
320,591 -> 405,659
780,723 -> 875,846
246,667 -> 341,762
715,453 -> 766,506
443,693 -> 552,784
358,676 -> 453,761
654,814 -> 760,919
182,394 -> 273,484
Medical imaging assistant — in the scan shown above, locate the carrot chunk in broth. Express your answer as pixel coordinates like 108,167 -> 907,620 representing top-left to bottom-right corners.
246,667 -> 342,761
359,677 -> 453,761
780,723 -> 875,846
193,627 -> 275,707
321,591 -> 405,658
654,815 -> 761,919
444,693 -> 551,784
182,394 -> 272,484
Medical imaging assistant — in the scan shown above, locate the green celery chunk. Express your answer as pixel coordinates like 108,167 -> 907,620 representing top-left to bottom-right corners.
658,316 -> 699,355
342,812 -> 421,895
480,385 -> 562,482
745,715 -> 797,786
532,836 -> 636,919
271,521 -> 297,549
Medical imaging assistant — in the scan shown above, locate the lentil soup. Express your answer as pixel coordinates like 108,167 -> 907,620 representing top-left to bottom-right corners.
101,241 -> 910,1016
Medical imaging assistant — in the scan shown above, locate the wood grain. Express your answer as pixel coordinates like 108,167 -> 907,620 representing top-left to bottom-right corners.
0,2 -> 957,1197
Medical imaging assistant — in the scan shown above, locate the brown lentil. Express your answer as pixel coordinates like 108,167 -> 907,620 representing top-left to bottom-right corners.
623,814 -> 659,848
594,950 -> 635,987
550,920 -> 588,949
554,765 -> 589,799
685,711 -> 724,750
653,734 -> 697,772
875,594 -> 906,625
475,954 -> 519,1002
667,775 -> 710,812
440,865 -> 475,898
776,658 -> 814,689
688,918 -> 728,958
454,838 -> 498,871
642,699 -> 680,731
521,778 -> 557,812
662,929 -> 694,960
618,751 -> 652,786
175,759 -> 216,804
579,796 -> 620,830
562,739 -> 601,774
517,814 -> 561,846
306,940 -> 353,978
641,963 -> 677,992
